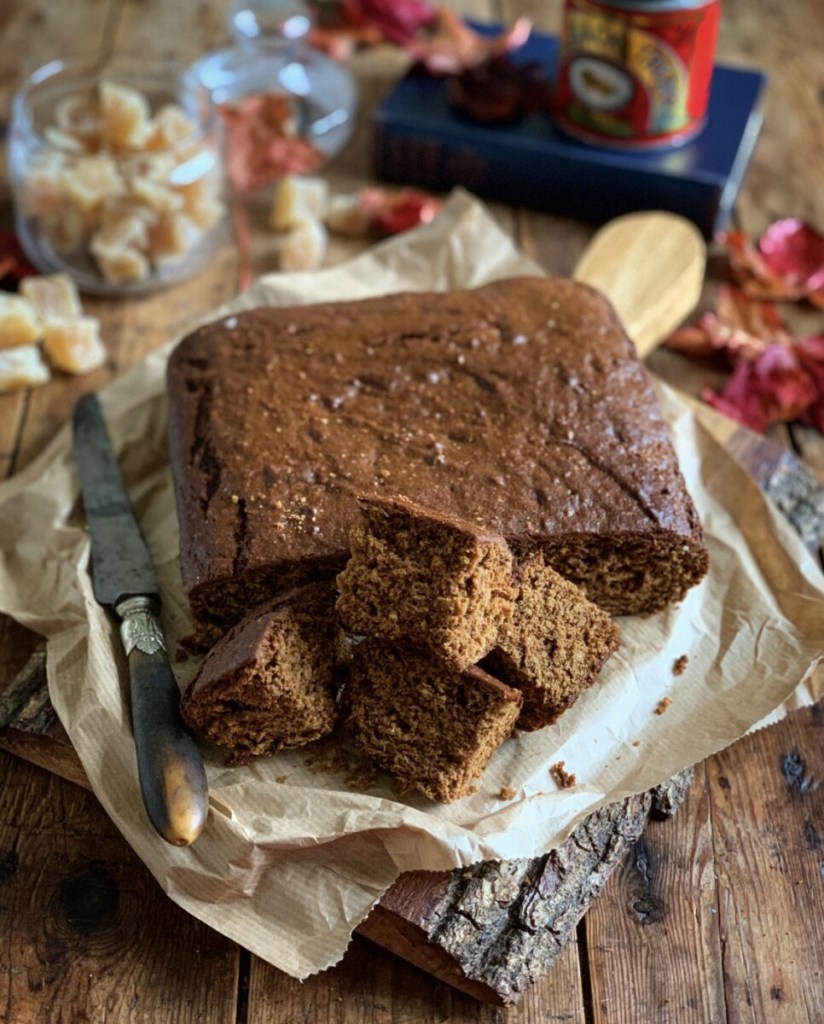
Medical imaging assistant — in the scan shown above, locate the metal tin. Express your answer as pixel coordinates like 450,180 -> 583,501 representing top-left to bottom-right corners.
553,0 -> 721,150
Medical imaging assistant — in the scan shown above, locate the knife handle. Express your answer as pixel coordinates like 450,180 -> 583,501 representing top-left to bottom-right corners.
117,596 -> 209,847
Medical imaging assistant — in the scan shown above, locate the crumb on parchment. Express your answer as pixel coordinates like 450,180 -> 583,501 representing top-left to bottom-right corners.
632,740 -> 641,747
498,786 -> 516,801
654,697 -> 672,715
550,761 -> 577,789
673,654 -> 689,676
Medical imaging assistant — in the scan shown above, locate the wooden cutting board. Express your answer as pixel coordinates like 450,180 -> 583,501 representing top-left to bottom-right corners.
2,420 -> 822,1005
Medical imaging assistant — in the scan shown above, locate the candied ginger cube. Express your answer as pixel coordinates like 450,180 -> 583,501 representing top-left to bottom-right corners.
0,294 -> 42,349
94,205 -> 152,251
42,316 -> 106,374
100,81 -> 151,151
55,94 -> 103,148
20,274 -> 83,320
62,156 -> 125,213
131,175 -> 184,214
324,193 -> 371,237
177,172 -> 222,228
146,104 -> 197,150
148,211 -> 200,261
0,345 -> 51,392
270,176 -> 329,231
40,206 -> 90,252
22,152 -> 68,216
279,219 -> 327,272
91,243 -> 150,283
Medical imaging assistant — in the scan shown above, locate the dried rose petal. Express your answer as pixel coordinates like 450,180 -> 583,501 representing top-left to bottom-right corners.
666,285 -> 792,363
357,0 -> 436,46
218,94 -> 325,194
358,187 -> 442,234
700,344 -> 818,433
408,9 -> 532,75
722,220 -> 824,307
447,55 -> 553,123
795,334 -> 824,431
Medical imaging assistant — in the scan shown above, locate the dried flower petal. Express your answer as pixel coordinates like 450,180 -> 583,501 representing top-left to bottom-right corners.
795,334 -> 824,432
357,187 -> 443,235
447,55 -> 553,123
666,285 -> 792,363
408,9 -> 532,75
722,220 -> 824,307
357,0 -> 436,46
217,94 -> 325,194
701,344 -> 818,433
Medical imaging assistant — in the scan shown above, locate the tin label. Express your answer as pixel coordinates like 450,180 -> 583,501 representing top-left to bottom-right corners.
554,0 -> 720,149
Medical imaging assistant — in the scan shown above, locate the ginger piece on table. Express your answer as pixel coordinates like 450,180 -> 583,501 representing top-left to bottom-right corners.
0,345 -> 51,392
270,175 -> 329,231
100,81 -> 151,152
0,294 -> 42,349
324,193 -> 371,237
42,316 -> 106,375
20,273 -> 83,320
279,219 -> 327,272
62,155 -> 125,214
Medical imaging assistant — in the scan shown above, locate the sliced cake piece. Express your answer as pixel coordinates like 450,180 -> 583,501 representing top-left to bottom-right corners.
344,639 -> 523,803
181,582 -> 342,764
336,493 -> 516,670
482,554 -> 621,731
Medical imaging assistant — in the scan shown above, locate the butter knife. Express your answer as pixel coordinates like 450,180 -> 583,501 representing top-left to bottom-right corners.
73,392 -> 208,847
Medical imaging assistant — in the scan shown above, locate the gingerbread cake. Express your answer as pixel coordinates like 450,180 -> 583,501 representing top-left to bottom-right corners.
166,277 -> 708,629
336,493 -> 515,669
344,639 -> 523,802
180,582 -> 342,763
482,553 -> 621,730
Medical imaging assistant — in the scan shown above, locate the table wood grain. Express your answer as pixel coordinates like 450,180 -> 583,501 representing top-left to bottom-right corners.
1,1 -> 823,1021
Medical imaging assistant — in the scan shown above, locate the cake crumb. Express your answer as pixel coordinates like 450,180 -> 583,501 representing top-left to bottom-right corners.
654,697 -> 672,715
673,654 -> 689,676
550,761 -> 577,789
632,740 -> 641,747
498,785 -> 516,801
275,774 -> 288,784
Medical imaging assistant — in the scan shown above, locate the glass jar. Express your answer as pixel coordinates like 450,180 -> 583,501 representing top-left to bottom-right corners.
190,0 -> 357,180
8,59 -> 228,295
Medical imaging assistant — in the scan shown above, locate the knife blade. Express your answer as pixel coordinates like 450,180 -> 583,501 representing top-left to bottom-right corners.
73,392 -> 208,847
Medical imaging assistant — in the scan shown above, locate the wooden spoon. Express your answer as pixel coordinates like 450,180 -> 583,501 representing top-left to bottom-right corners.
573,211 -> 706,358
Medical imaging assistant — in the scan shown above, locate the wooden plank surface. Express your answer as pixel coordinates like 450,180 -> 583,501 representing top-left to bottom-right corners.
1,0 -> 823,1021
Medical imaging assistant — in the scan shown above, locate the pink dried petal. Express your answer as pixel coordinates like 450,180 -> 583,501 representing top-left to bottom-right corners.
759,218 -> 824,290
701,344 -> 817,433
358,187 -> 442,234
409,9 -> 532,75
795,334 -> 824,431
665,286 -> 791,363
357,0 -> 436,45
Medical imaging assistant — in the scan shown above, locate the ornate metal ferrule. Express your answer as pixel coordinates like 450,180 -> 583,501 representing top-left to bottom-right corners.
116,595 -> 166,656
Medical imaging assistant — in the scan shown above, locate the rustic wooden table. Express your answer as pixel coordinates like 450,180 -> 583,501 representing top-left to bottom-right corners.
1,1 -> 822,1021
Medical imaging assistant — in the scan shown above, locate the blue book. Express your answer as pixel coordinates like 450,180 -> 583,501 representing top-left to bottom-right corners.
373,29 -> 766,238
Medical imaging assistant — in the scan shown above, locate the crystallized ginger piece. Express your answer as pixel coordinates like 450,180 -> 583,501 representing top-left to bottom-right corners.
0,345 -> 51,392
100,81 -> 151,151
279,219 -> 327,272
130,175 -> 184,214
40,206 -> 90,252
270,175 -> 329,231
62,155 -> 125,213
55,93 -> 103,149
20,273 -> 83,320
324,193 -> 371,237
145,104 -> 197,150
0,294 -> 42,349
42,316 -> 106,374
22,152 -> 68,216
94,204 -> 153,251
91,244 -> 150,283
148,211 -> 200,261
177,172 -> 223,228
43,126 -> 86,154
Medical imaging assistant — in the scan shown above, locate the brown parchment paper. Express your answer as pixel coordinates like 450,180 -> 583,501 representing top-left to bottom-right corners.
0,191 -> 822,978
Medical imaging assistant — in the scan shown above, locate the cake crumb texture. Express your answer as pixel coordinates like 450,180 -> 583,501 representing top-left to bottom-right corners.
180,582 -> 341,763
344,639 -> 522,803
336,492 -> 515,669
483,553 -> 621,730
